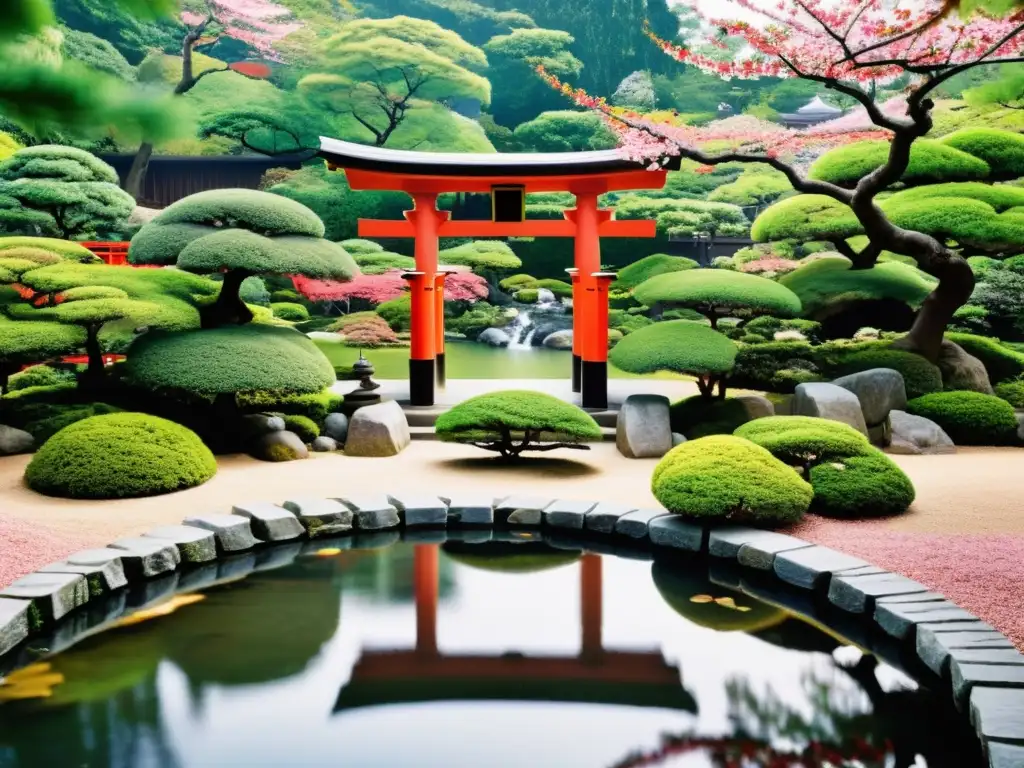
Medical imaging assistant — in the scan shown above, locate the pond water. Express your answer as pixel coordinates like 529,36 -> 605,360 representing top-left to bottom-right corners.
0,540 -> 982,768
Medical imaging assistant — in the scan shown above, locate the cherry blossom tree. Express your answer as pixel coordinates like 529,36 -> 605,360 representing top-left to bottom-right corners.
540,1 -> 1024,361
292,269 -> 489,303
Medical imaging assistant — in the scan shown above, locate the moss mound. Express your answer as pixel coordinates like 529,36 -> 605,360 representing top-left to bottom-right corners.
945,333 -> 1024,383
734,415 -> 875,468
809,453 -> 916,518
271,302 -> 311,322
7,365 -> 74,392
442,541 -> 581,574
651,435 -> 812,525
280,414 -> 320,442
652,562 -> 787,633
808,139 -> 991,187
995,378 -> 1024,408
613,253 -> 696,291
609,320 -> 737,376
907,391 -> 1020,445
25,413 -> 217,499
634,269 -> 802,319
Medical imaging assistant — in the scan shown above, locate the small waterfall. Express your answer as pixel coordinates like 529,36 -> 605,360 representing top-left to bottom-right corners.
507,310 -> 534,350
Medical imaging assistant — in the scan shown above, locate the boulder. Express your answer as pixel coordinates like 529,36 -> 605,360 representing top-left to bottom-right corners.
253,430 -> 309,462
542,330 -> 574,350
831,368 -> 907,426
616,395 -> 672,459
240,413 -> 285,437
732,395 -> 775,422
0,425 -> 34,455
530,319 -> 572,347
671,432 -> 687,447
1016,412 -> 1024,442
323,412 -> 349,443
345,400 -> 410,457
792,382 -> 869,435
478,328 -> 511,347
311,436 -> 339,452
937,340 -> 993,394
888,410 -> 956,455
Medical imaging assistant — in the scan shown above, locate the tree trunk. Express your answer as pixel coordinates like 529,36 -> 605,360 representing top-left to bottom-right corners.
893,249 -> 975,361
125,141 -> 153,202
79,324 -> 106,393
0,362 -> 16,396
202,270 -> 255,328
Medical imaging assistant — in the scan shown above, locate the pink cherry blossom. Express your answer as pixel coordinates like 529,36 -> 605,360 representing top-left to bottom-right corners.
181,0 -> 301,60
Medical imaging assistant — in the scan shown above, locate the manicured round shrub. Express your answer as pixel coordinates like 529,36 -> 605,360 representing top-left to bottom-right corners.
669,395 -> 753,439
939,128 -> 1024,178
809,453 -> 916,518
7,365 -> 74,392
613,253 -> 696,291
515,288 -> 539,303
339,238 -> 384,255
271,302 -> 310,322
808,139 -> 991,187
280,414 -> 320,443
609,320 -> 737,379
652,562 -> 786,633
729,341 -> 819,393
651,435 -> 813,525
945,333 -> 1024,383
634,269 -> 802,323
995,377 -> 1024,408
435,390 -> 602,458
237,389 -> 342,423
734,416 -> 874,469
499,273 -> 537,291
831,348 -> 943,399
25,413 -> 217,499
906,391 -> 1020,445
376,294 -> 411,331
24,402 -> 123,444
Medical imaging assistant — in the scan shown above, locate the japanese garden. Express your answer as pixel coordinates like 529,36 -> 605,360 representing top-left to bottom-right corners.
0,0 -> 1023,765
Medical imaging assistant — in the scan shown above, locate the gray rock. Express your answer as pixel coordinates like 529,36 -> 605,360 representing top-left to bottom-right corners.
615,508 -> 668,539
917,627 -> 1015,676
648,516 -> 703,551
38,554 -> 128,596
737,536 -> 813,571
867,417 -> 893,447
969,687 -> 1024,743
142,525 -> 218,563
254,430 -> 309,461
951,650 -> 1024,704
710,528 -> 802,560
671,432 -> 686,447
0,572 -> 89,625
543,499 -> 596,529
108,538 -> 181,578
792,382 -> 869,435
338,495 -> 401,530
0,597 -> 30,655
0,424 -> 34,455
478,327 -> 511,347
240,413 -> 285,437
877,591 -> 947,605
773,546 -> 870,590
311,436 -> 339,452
938,339 -> 994,394
616,394 -> 672,459
387,494 -> 448,527
1017,412 -> 1024,442
888,410 -> 956,454
323,413 -> 349,443
345,400 -> 410,457
989,742 -> 1024,768
495,495 -> 553,526
585,502 -> 636,534
282,497 -> 353,538
443,493 -> 494,525
875,599 -> 978,639
828,572 -> 931,614
733,395 -> 775,421
542,329 -> 573,350
182,514 -> 259,553
832,368 -> 907,426
231,502 -> 305,541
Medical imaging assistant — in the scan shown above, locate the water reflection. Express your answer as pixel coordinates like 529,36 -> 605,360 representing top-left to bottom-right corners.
0,541 -> 983,768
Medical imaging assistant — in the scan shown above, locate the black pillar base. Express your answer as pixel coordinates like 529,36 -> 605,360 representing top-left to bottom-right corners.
580,360 -> 607,410
435,352 -> 446,389
571,353 -> 582,393
410,358 -> 435,406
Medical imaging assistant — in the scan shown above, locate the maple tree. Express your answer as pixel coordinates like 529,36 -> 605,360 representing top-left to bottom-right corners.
541,0 -> 1024,361
293,269 -> 489,303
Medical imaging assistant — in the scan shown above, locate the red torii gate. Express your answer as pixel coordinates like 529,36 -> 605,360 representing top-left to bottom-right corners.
319,138 -> 677,409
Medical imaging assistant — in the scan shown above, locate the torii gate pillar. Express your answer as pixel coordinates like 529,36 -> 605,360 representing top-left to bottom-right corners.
403,193 -> 446,406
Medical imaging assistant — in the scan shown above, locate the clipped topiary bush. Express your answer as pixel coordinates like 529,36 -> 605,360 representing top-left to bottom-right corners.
7,365 -> 75,392
25,413 -> 217,499
809,453 -> 916,518
271,302 -> 310,322
829,347 -> 943,399
515,288 -> 539,303
651,435 -> 812,525
23,402 -> 123,444
435,390 -> 602,458
808,139 -> 991,187
237,389 -> 342,424
612,253 -> 696,291
734,415 -> 875,471
995,377 -> 1024,408
906,391 -> 1020,445
729,341 -> 819,393
280,414 -> 320,443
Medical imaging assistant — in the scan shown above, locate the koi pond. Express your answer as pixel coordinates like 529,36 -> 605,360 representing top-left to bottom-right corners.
0,537 -> 983,767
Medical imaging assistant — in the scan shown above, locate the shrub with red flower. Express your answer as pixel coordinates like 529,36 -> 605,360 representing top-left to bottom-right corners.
336,315 -> 403,348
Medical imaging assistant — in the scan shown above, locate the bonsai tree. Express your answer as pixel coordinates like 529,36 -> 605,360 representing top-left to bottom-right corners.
434,390 -> 602,458
0,315 -> 84,394
128,189 -> 357,328
609,320 -> 737,399
0,146 -> 134,239
633,269 -> 802,329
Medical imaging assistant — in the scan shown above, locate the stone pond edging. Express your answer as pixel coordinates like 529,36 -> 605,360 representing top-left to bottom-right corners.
1,494 -> 1022,765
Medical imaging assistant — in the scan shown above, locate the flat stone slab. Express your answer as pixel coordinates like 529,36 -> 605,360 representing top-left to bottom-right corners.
989,742 -> 1024,768
877,591 -> 946,605
543,499 -> 596,529
387,494 -> 448,527
917,627 -> 1015,676
38,553 -> 128,596
142,525 -> 217,563
954,658 -> 1024,708
0,572 -> 89,625
615,508 -> 668,539
442,493 -> 494,526
970,686 -> 1024,744
648,516 -> 703,551
773,546 -> 870,590
495,496 -> 554,526
281,497 -> 353,538
107,538 -> 181,578
0,597 -> 30,656
337,495 -> 401,530
182,515 -> 258,553
737,536 -> 813,571
875,600 -> 978,640
231,503 -> 305,541
585,502 -> 636,534
828,572 -> 931,614
709,528 -> 797,559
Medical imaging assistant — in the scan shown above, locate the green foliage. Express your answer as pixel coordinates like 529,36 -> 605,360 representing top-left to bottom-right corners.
945,332 -> 1024,383
25,413 -> 217,499
353,250 -> 416,274
808,139 -> 991,187
0,132 -> 21,162
446,302 -> 509,338
271,302 -> 310,322
339,238 -> 384,255
60,27 -> 136,81
499,274 -> 537,291
22,401 -> 122,443
0,314 -> 86,377
609,320 -> 737,377
651,435 -> 812,525
744,316 -> 822,343
512,110 -> 617,152
607,309 -> 653,334
0,236 -> 98,261
237,388 -> 342,424
7,364 -> 74,391
615,195 -> 749,237
729,341 -> 819,393
907,391 -> 1020,445
124,325 -> 335,399
375,293 -> 411,331
708,168 -> 791,207
830,347 -> 943,399
751,195 -> 861,243
440,240 -> 521,273
435,389 -> 602,457
669,395 -> 752,439
612,253 -> 696,291
939,128 -> 1024,178
808,452 -> 916,518
734,415 -> 874,469
515,288 -> 538,303
779,256 -> 936,317
994,377 -> 1024,408
634,269 -> 802,322
281,413 -> 319,442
